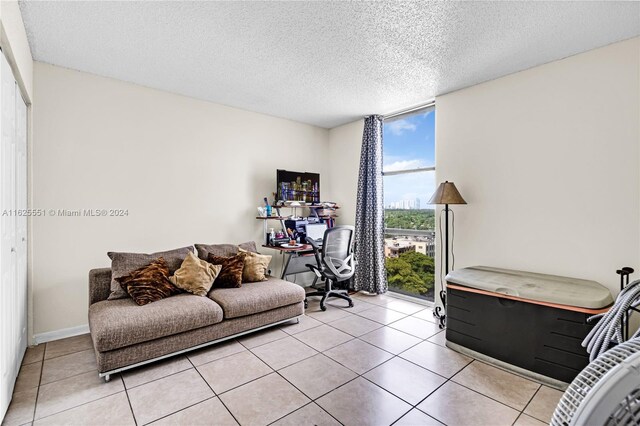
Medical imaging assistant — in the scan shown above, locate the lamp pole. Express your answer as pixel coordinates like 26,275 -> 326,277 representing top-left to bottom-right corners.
436,203 -> 449,329
444,203 -> 449,275
428,180 -> 465,329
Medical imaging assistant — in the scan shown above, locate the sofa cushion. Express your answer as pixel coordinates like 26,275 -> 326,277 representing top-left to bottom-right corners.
208,277 -> 305,319
89,293 -> 223,352
108,246 -> 194,300
195,241 -> 257,260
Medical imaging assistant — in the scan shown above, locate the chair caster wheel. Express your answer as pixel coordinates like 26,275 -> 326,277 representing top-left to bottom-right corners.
304,300 -> 308,309
348,302 -> 354,308
320,305 -> 327,311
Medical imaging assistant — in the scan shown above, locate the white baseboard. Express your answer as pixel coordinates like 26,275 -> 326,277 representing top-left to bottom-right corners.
34,324 -> 90,345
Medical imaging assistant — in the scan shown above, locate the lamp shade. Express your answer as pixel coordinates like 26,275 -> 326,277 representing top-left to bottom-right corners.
428,181 -> 467,205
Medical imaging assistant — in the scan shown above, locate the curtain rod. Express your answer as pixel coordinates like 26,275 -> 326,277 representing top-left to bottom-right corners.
383,100 -> 435,120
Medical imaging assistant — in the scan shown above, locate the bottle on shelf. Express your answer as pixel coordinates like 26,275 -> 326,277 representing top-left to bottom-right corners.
264,197 -> 272,217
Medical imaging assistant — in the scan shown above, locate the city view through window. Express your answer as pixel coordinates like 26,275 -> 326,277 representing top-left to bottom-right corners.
383,107 -> 436,301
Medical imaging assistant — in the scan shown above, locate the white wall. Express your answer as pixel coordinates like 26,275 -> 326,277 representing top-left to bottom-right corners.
328,119 -> 363,226
435,37 -> 639,299
32,62 -> 329,336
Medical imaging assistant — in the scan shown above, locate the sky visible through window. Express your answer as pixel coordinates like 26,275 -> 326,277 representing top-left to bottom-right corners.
383,109 -> 435,209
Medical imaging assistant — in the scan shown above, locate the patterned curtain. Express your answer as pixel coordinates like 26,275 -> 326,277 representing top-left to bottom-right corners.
354,115 -> 388,294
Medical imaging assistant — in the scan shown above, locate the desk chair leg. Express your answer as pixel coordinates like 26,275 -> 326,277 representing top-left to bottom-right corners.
329,291 -> 353,306
305,282 -> 355,311
304,289 -> 325,310
320,280 -> 354,311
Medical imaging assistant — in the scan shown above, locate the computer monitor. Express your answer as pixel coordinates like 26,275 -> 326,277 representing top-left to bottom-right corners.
305,223 -> 327,241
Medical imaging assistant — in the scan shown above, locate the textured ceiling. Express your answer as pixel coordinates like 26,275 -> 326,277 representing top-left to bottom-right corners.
19,1 -> 640,128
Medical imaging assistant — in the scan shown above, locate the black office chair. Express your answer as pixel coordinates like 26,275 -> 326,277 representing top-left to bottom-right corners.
305,225 -> 356,311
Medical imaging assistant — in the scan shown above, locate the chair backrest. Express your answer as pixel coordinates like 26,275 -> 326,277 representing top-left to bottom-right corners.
321,226 -> 355,281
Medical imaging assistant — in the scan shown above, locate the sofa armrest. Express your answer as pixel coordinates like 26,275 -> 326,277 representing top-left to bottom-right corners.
89,268 -> 112,305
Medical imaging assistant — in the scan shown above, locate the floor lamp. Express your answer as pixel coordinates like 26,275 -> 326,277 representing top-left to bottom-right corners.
428,181 -> 466,329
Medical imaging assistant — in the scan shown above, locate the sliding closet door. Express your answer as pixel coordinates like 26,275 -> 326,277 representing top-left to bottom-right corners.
15,89 -> 28,368
0,52 -> 26,420
15,90 -> 28,360
0,52 -> 17,418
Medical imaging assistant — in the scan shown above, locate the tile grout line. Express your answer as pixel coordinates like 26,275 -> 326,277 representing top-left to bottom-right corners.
40,346 -> 95,363
264,400 -> 338,426
20,347 -> 45,367
187,339 -> 247,367
186,355 -> 243,426
519,386 -> 550,424
119,375 -> 140,426
236,331 -> 291,351
268,368 -> 345,425
122,364 -> 192,391
29,341 -> 46,423
37,360 -> 102,389
140,395 -> 219,426
30,385 -> 127,424
200,356 -> 274,397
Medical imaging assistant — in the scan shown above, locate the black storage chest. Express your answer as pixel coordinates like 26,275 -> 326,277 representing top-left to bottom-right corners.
445,266 -> 613,384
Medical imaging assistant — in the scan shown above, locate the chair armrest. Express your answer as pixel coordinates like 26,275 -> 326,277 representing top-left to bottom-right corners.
305,263 -> 323,278
305,237 -> 323,266
306,237 -> 321,250
325,255 -> 355,280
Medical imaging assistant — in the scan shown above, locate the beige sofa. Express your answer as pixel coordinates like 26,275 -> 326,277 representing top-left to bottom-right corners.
88,267 -> 305,381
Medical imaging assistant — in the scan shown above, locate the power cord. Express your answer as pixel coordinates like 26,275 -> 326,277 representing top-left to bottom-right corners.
439,208 -> 444,289
438,207 -> 457,281
451,208 -> 455,271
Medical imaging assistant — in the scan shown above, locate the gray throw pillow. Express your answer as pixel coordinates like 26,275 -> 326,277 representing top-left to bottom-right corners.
194,241 -> 257,261
107,246 -> 194,300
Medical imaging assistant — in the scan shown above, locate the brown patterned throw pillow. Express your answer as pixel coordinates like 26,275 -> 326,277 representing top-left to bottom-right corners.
117,257 -> 181,305
207,253 -> 246,288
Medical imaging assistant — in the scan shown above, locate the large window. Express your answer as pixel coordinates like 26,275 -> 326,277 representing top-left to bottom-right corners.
383,106 -> 436,301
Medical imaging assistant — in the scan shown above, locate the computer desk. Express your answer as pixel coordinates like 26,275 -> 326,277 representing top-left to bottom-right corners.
262,244 -> 318,280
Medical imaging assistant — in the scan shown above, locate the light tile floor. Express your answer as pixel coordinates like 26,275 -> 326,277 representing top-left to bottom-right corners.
3,292 -> 562,426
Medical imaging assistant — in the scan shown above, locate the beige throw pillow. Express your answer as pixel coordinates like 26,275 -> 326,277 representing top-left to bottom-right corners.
239,248 -> 272,282
169,252 -> 221,296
